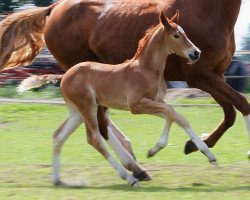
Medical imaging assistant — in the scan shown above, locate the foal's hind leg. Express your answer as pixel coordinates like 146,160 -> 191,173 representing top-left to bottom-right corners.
52,106 -> 82,186
147,117 -> 173,158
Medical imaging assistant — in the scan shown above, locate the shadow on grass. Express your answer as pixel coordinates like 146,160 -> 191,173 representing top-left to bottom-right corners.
0,183 -> 249,193
81,184 -> 250,193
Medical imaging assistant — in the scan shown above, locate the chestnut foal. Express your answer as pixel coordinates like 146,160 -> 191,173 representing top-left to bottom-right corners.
19,11 -> 216,187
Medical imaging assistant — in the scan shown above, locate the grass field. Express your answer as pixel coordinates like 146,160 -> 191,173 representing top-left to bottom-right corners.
0,102 -> 250,199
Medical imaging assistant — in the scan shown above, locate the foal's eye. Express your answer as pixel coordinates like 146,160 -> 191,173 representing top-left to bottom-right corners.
173,34 -> 180,38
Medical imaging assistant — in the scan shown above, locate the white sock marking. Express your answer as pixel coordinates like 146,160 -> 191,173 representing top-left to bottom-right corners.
186,127 -> 217,163
244,115 -> 250,142
148,119 -> 170,157
52,107 -> 82,183
107,126 -> 137,167
107,156 -> 128,180
52,154 -> 60,182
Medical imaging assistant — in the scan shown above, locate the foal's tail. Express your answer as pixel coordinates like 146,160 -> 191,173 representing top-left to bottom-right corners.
0,2 -> 59,71
17,74 -> 63,93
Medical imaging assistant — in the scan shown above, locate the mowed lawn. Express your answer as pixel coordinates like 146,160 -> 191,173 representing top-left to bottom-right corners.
0,103 -> 249,200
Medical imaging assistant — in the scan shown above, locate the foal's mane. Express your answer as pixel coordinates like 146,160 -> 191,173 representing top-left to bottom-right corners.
133,24 -> 162,59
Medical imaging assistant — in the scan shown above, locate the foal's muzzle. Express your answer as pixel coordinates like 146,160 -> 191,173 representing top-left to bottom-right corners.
188,50 -> 201,62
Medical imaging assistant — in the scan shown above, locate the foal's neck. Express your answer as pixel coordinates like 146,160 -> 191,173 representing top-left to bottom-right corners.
134,26 -> 169,75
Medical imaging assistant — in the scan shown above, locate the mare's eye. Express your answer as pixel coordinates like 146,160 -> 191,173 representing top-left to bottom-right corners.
174,34 -> 180,38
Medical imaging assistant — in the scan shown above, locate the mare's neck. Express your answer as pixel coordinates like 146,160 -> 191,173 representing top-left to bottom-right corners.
135,26 -> 169,75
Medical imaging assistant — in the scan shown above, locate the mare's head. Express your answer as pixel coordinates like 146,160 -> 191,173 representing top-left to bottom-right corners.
160,11 -> 201,64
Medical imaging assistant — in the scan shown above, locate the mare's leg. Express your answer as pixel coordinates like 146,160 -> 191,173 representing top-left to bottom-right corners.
185,71 -> 250,157
129,98 -> 217,164
52,105 -> 82,186
244,116 -> 250,158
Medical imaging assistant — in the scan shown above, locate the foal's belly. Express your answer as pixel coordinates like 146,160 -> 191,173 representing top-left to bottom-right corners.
100,101 -> 129,111
97,92 -> 129,111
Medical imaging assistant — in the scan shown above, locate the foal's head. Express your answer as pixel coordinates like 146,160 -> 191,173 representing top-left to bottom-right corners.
160,11 -> 201,63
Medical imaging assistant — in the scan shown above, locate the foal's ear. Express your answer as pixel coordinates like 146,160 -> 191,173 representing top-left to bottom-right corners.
160,11 -> 172,31
171,10 -> 179,23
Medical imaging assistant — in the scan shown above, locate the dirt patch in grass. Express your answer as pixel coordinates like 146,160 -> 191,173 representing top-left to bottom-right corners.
0,121 -> 12,128
166,88 -> 210,100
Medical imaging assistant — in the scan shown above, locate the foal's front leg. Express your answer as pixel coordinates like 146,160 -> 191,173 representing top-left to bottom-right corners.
129,98 -> 217,165
100,107 -> 137,159
98,107 -> 150,179
76,101 -> 149,187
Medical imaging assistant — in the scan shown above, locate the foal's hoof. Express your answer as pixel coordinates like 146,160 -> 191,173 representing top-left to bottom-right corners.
209,159 -> 218,166
53,180 -> 67,187
184,140 -> 198,155
147,149 -> 156,158
133,171 -> 152,181
128,175 -> 140,187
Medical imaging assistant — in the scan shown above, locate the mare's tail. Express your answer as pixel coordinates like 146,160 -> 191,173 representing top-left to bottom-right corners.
0,2 -> 58,71
17,74 -> 63,93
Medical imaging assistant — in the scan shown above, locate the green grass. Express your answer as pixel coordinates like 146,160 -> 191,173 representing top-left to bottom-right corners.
0,103 -> 249,199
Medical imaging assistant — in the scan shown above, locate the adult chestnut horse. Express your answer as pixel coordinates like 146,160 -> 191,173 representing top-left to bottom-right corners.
0,0 -> 248,158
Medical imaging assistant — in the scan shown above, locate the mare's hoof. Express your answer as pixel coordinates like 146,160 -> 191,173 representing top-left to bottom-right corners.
184,140 -> 198,155
133,171 -> 152,181
247,150 -> 250,160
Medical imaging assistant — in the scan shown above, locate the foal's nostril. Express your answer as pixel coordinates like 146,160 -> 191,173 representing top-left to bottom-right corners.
194,50 -> 200,58
189,50 -> 200,61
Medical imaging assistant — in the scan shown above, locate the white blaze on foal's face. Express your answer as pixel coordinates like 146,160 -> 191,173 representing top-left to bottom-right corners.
177,25 -> 185,34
